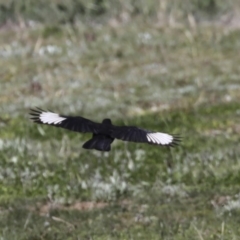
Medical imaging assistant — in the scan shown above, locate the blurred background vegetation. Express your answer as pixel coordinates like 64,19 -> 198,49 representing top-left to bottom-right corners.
0,0 -> 238,24
0,0 -> 240,239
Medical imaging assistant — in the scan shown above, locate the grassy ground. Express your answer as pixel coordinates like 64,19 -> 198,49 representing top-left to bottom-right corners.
0,1 -> 240,239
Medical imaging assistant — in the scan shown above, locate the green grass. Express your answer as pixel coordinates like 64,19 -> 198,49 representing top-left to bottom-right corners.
0,0 -> 234,24
0,1 -> 240,239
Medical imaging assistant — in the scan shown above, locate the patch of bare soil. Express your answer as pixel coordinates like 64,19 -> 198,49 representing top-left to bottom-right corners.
29,199 -> 131,216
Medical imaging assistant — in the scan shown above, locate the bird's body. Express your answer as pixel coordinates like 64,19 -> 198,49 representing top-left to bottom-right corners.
30,108 -> 180,152
82,119 -> 114,151
83,133 -> 114,151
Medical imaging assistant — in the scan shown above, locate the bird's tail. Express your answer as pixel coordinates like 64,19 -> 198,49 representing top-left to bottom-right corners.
82,135 -> 113,152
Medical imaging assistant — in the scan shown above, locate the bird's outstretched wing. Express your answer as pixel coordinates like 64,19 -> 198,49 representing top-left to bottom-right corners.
29,108 -> 101,134
110,126 -> 180,147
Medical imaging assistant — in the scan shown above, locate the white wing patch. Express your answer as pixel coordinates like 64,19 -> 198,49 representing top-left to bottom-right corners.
146,132 -> 173,145
39,112 -> 66,125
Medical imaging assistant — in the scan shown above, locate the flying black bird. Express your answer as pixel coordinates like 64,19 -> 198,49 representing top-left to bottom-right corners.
30,108 -> 181,152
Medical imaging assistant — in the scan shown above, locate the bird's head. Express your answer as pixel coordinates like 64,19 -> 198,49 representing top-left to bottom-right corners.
102,118 -> 112,125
